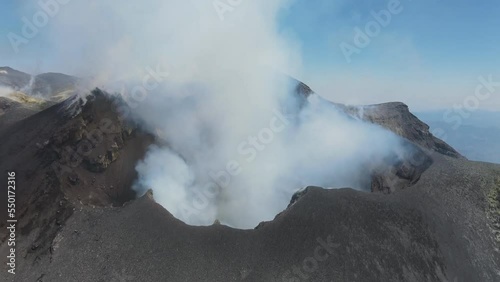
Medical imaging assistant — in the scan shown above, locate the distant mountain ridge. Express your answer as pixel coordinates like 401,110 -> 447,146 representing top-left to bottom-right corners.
292,81 -> 463,160
0,66 -> 79,101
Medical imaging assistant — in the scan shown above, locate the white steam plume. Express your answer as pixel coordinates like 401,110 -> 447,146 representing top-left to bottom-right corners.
0,86 -> 15,97
33,0 -> 408,228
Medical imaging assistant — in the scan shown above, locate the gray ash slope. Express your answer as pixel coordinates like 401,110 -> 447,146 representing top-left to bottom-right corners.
0,82 -> 499,281
0,97 -> 49,128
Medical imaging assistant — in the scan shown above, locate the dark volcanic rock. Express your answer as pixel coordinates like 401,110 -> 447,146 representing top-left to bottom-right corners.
3,153 -> 500,282
352,102 -> 464,159
369,141 -> 434,193
289,76 -> 463,160
0,89 -> 154,271
292,79 -> 461,193
1,79 -> 499,282
294,81 -> 314,98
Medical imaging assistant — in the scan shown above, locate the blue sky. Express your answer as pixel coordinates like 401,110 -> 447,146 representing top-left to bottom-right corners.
278,0 -> 500,109
279,0 -> 500,74
1,0 -> 499,110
